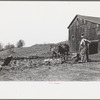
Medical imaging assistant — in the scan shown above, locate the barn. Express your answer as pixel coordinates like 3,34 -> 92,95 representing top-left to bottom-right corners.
68,14 -> 100,53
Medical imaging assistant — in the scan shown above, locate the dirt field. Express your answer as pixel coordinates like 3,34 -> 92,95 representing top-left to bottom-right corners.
0,52 -> 100,81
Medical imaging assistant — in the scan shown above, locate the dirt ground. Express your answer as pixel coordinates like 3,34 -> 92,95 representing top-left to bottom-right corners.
0,53 -> 100,81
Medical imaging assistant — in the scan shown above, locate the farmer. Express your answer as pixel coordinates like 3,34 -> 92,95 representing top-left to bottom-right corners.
79,35 -> 91,63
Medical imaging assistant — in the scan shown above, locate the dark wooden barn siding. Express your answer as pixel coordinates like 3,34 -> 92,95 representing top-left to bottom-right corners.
96,25 -> 100,50
69,17 -> 100,52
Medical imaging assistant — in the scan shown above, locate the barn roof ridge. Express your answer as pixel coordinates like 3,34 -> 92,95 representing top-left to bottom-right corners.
68,14 -> 100,28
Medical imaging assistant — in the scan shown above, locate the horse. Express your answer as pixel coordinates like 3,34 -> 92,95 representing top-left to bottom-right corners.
58,44 -> 69,63
50,43 -> 69,63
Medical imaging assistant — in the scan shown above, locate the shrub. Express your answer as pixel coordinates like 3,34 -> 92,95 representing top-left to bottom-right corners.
16,40 -> 25,48
5,43 -> 15,50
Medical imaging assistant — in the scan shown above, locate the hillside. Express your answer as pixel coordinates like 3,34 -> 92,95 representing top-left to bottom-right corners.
0,41 -> 100,81
0,41 -> 68,59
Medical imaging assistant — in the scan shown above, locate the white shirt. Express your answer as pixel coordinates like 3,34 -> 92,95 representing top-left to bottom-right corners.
80,38 -> 91,48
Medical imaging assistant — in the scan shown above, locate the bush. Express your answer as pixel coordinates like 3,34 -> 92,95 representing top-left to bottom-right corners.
5,43 -> 15,50
16,40 -> 25,48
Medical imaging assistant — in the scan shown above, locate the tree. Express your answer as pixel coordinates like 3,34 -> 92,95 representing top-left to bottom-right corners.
16,39 -> 25,48
5,43 -> 15,50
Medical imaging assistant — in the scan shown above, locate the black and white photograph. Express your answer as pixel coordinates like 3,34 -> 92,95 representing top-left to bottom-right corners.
1,1 -> 100,99
0,1 -> 100,81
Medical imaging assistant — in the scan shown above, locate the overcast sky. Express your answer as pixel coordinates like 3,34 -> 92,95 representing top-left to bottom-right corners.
0,1 -> 100,47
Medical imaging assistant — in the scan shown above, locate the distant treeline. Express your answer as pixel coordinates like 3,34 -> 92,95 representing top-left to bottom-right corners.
0,39 -> 25,51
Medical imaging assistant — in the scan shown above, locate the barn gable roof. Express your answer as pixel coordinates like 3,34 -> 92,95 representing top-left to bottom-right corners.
68,14 -> 100,28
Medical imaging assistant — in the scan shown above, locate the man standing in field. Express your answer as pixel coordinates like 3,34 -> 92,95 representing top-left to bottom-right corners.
79,35 -> 91,63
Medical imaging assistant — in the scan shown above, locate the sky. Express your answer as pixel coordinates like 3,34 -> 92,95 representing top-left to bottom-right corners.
0,1 -> 100,47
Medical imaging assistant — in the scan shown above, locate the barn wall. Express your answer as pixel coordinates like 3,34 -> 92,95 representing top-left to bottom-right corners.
68,17 -> 100,53
96,25 -> 100,50
69,28 -> 76,52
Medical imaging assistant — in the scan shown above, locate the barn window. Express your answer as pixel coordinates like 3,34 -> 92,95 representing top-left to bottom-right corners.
72,35 -> 75,40
81,33 -> 84,36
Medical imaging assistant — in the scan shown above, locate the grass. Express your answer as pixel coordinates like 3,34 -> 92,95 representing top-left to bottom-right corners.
0,40 -> 69,59
0,44 -> 52,59
0,53 -> 100,81
0,41 -> 100,81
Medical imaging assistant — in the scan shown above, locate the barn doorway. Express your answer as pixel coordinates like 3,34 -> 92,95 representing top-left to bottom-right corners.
89,40 -> 99,54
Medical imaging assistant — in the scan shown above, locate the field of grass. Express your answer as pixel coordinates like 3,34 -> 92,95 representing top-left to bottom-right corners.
0,52 -> 100,81
0,44 -> 53,59
0,40 -> 68,59
0,42 -> 100,81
